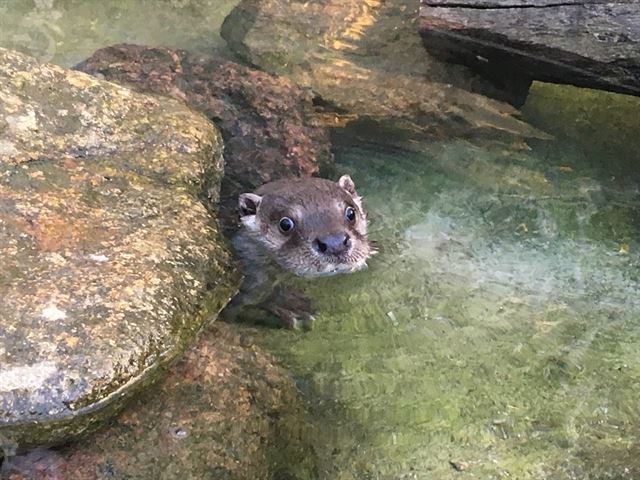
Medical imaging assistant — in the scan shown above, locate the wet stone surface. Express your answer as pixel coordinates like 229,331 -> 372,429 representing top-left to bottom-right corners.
1,323 -> 316,480
75,43 -> 334,230
221,0 -> 548,138
0,48 -> 240,447
419,0 -> 640,98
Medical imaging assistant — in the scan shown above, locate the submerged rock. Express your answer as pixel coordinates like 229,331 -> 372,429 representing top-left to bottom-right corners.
1,323 -> 316,480
419,0 -> 640,99
75,44 -> 334,207
0,48 -> 239,448
221,0 -> 549,138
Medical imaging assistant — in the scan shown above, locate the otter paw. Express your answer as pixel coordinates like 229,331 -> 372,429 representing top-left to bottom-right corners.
263,290 -> 316,330
267,304 -> 315,330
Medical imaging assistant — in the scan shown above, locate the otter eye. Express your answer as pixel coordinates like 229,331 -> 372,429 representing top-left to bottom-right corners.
345,206 -> 356,223
278,217 -> 295,233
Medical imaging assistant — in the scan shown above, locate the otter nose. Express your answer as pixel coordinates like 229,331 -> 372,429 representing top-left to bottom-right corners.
313,233 -> 351,255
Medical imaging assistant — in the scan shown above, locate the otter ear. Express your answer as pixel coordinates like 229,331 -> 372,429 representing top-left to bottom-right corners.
238,193 -> 262,216
338,175 -> 357,195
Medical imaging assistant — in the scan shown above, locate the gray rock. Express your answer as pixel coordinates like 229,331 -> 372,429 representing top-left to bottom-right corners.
0,48 -> 240,448
1,323 -> 318,480
221,0 -> 549,139
419,0 -> 640,98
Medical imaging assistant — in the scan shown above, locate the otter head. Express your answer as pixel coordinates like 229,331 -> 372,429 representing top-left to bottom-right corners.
238,175 -> 371,278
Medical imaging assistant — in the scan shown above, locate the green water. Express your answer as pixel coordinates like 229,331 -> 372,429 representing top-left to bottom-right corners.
0,0 -> 238,67
3,1 -> 640,478
252,127 -> 640,478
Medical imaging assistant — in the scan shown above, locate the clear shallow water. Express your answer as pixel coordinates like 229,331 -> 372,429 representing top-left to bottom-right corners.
2,1 -> 640,478
259,130 -> 640,478
0,0 -> 238,67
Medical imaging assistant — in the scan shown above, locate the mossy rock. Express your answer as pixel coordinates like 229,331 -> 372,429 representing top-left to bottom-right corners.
0,48 -> 240,448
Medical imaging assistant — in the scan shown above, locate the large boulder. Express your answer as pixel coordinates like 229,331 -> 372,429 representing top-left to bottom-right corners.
221,0 -> 549,138
419,0 -> 640,99
0,48 -> 239,448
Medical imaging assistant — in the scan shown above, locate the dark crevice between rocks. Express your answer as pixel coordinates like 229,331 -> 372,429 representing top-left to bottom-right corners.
424,33 -> 534,108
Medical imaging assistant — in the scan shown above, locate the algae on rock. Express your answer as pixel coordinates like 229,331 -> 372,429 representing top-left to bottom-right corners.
0,47 -> 240,448
221,0 -> 549,139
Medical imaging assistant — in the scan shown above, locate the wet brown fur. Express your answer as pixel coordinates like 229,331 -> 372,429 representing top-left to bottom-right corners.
238,176 -> 371,278
226,175 -> 371,328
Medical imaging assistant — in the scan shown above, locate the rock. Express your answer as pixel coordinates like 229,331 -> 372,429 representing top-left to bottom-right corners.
1,323 -> 316,480
0,48 -> 240,448
419,0 -> 640,99
221,0 -> 549,139
74,44 -> 334,203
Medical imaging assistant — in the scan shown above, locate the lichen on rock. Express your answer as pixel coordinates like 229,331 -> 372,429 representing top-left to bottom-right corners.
0,47 -> 240,448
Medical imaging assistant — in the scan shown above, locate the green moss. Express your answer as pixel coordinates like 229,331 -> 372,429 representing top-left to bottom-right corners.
523,82 -> 640,168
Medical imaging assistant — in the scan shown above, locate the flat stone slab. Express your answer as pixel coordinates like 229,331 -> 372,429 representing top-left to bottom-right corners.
0,48 -> 239,448
419,0 -> 640,97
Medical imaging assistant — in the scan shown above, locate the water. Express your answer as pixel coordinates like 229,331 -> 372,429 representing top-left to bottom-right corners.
261,129 -> 640,478
2,1 -> 640,478
0,0 -> 238,67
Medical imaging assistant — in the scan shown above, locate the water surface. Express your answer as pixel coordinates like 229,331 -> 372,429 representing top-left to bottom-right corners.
258,123 -> 640,478
2,1 -> 640,478
0,0 -> 238,66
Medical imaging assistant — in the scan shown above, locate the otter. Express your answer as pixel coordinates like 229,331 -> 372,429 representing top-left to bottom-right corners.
225,175 -> 372,328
